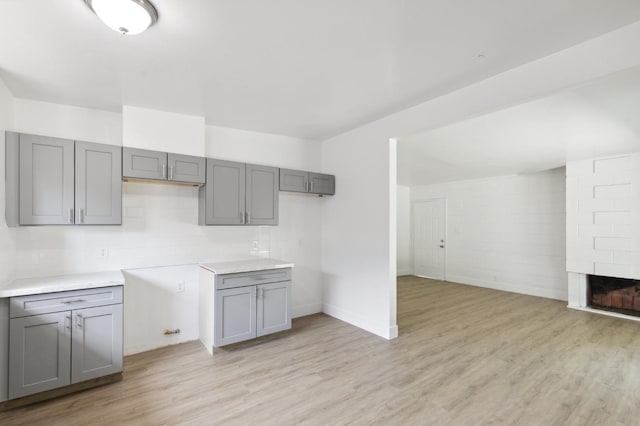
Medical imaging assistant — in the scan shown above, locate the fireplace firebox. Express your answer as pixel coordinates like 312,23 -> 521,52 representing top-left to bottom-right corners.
588,275 -> 640,317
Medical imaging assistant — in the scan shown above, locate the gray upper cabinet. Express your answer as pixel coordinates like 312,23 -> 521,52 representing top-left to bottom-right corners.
200,159 -> 278,226
168,153 -> 206,184
75,141 -> 122,225
279,168 -> 308,193
19,134 -> 75,225
200,159 -> 246,225
122,147 -> 206,185
309,172 -> 335,195
246,164 -> 279,225
279,168 -> 335,196
7,132 -> 122,226
122,147 -> 167,181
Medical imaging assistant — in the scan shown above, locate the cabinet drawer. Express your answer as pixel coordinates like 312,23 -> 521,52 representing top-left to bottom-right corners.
215,268 -> 291,290
10,286 -> 123,318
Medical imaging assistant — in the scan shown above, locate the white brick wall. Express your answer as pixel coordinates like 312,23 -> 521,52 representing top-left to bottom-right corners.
411,169 -> 567,300
566,153 -> 640,280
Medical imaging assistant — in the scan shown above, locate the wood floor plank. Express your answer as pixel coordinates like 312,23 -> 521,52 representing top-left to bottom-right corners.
2,276 -> 640,425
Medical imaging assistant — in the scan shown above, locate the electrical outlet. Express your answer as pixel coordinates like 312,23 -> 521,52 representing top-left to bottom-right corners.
98,248 -> 109,258
177,281 -> 186,293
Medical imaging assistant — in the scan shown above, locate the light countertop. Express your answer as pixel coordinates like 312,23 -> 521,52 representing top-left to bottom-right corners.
0,270 -> 125,298
200,258 -> 294,275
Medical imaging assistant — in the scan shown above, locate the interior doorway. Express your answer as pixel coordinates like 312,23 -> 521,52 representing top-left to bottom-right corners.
413,198 -> 446,280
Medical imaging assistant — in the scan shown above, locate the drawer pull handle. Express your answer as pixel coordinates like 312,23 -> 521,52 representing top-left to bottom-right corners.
76,314 -> 83,329
62,299 -> 86,304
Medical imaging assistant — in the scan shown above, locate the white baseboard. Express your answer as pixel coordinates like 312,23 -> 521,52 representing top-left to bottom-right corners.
396,268 -> 413,277
124,338 -> 199,356
292,302 -> 323,318
322,303 -> 398,340
446,274 -> 568,301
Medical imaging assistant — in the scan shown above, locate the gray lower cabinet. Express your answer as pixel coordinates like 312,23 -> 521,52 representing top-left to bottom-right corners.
6,132 -> 122,226
122,147 -> 206,184
215,286 -> 257,346
256,281 -> 291,337
8,312 -> 71,398
71,304 -> 123,383
200,268 -> 292,350
199,159 -> 279,225
279,168 -> 335,195
8,286 -> 123,400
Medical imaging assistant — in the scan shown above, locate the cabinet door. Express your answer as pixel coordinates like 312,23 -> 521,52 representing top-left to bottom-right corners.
256,281 -> 291,337
75,141 -> 122,225
203,159 -> 246,225
71,304 -> 123,383
19,134 -> 75,225
279,168 -> 308,193
9,312 -> 71,399
168,153 -> 206,184
308,172 -> 335,195
214,286 -> 256,347
246,164 -> 279,225
122,147 -> 167,180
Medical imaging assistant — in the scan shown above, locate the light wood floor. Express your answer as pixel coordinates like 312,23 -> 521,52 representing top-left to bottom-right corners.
3,276 -> 640,425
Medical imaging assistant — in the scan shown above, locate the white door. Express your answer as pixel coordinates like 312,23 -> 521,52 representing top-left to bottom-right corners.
413,199 -> 446,280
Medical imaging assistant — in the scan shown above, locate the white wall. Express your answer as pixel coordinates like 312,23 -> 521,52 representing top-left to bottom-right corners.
0,76 -> 14,402
3,101 -> 324,354
321,135 -> 397,339
0,78 -> 16,286
411,169 -> 567,300
396,185 -> 412,276
319,21 -> 640,341
13,98 -> 122,146
566,153 -> 640,279
123,106 -> 205,156
206,125 -> 322,170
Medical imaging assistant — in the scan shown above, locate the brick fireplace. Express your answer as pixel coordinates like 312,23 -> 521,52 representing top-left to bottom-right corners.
589,275 -> 640,316
566,152 -> 640,320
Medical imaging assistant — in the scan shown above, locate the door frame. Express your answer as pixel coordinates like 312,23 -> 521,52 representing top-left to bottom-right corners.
411,197 -> 447,281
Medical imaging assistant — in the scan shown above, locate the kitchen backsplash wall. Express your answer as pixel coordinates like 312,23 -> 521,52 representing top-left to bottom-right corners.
14,182 -> 259,276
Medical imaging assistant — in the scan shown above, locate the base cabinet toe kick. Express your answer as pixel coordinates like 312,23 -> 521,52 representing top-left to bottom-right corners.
3,286 -> 124,403
199,266 -> 292,352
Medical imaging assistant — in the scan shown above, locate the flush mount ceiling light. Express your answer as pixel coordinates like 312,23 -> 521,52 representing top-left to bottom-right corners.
85,0 -> 158,35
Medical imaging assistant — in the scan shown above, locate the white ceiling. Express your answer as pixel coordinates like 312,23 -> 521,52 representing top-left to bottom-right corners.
2,1 -> 640,139
398,66 -> 640,186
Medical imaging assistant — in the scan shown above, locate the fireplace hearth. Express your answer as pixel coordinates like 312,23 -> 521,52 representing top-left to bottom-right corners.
589,275 -> 640,317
